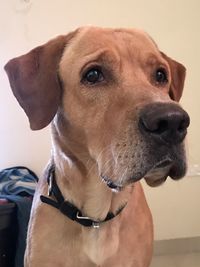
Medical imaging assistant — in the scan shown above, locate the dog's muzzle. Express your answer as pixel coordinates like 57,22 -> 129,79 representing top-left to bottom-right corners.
100,103 -> 190,190
138,102 -> 190,185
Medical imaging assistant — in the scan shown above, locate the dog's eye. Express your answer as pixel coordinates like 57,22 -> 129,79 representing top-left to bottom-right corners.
82,68 -> 104,85
155,68 -> 168,84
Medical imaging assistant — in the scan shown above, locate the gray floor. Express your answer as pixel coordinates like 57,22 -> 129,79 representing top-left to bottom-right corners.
150,252 -> 200,267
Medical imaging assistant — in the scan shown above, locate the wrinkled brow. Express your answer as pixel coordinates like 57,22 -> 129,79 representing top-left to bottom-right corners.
80,48 -> 121,70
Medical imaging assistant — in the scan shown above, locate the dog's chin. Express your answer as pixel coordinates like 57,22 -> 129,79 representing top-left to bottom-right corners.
143,159 -> 187,187
143,159 -> 173,187
144,172 -> 169,187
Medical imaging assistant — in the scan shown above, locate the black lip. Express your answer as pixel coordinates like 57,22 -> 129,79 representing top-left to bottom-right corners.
101,175 -> 123,191
129,158 -> 173,182
169,163 -> 187,180
100,150 -> 186,189
154,159 -> 172,168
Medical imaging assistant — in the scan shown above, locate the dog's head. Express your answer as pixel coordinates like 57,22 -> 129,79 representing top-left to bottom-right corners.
5,27 -> 190,190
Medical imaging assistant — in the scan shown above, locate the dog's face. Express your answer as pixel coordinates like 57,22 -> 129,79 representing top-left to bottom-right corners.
5,27 -> 190,190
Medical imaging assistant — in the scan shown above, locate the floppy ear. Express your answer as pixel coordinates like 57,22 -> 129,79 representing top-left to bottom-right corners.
4,32 -> 76,130
161,52 -> 186,102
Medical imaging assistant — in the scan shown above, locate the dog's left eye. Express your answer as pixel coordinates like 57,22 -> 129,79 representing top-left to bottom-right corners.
155,68 -> 168,84
82,68 -> 104,85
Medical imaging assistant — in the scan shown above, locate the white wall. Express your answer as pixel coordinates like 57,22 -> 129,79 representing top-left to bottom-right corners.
0,0 -> 200,240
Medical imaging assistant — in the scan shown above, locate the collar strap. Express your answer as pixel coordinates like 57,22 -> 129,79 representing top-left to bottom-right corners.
40,166 -> 126,228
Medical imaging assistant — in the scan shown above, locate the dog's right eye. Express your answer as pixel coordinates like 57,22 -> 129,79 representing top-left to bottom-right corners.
155,68 -> 168,84
82,68 -> 104,85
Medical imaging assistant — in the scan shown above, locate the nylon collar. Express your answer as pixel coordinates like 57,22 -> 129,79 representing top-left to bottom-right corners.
40,165 -> 126,228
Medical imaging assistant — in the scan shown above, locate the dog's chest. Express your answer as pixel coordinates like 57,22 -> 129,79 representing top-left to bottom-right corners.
82,223 -> 120,265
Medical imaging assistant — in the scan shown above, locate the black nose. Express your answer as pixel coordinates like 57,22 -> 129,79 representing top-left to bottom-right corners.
139,103 -> 190,145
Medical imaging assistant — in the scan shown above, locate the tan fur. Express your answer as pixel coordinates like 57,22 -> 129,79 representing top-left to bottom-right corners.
5,27 -> 188,267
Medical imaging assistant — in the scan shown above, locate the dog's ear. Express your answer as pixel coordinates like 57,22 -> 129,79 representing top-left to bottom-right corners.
4,31 -> 76,130
161,52 -> 186,102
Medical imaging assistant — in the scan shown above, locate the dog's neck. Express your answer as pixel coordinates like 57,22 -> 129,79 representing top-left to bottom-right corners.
51,124 -> 133,221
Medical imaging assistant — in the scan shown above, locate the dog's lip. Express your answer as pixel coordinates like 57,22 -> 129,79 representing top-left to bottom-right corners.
101,158 -> 174,190
100,174 -> 124,192
153,158 -> 173,169
144,158 -> 173,186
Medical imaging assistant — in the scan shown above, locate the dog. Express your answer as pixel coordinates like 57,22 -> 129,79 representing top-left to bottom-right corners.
5,26 -> 190,267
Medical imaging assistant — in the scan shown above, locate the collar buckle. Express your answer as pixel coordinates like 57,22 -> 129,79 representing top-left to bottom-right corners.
76,211 -> 91,221
92,222 -> 100,229
76,211 -> 100,228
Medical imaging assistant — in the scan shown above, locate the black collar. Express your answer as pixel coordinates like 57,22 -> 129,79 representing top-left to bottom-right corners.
40,166 -> 126,228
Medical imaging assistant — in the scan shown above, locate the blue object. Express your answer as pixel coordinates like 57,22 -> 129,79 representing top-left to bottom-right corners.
0,166 -> 38,267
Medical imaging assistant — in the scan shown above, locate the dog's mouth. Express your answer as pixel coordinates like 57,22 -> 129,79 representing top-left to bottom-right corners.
101,174 -> 124,192
101,156 -> 186,191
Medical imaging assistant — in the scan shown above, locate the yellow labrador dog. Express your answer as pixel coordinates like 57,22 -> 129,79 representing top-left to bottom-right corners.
5,27 -> 190,267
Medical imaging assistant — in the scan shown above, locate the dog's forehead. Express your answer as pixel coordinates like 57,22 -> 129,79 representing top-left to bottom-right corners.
63,27 -> 159,60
